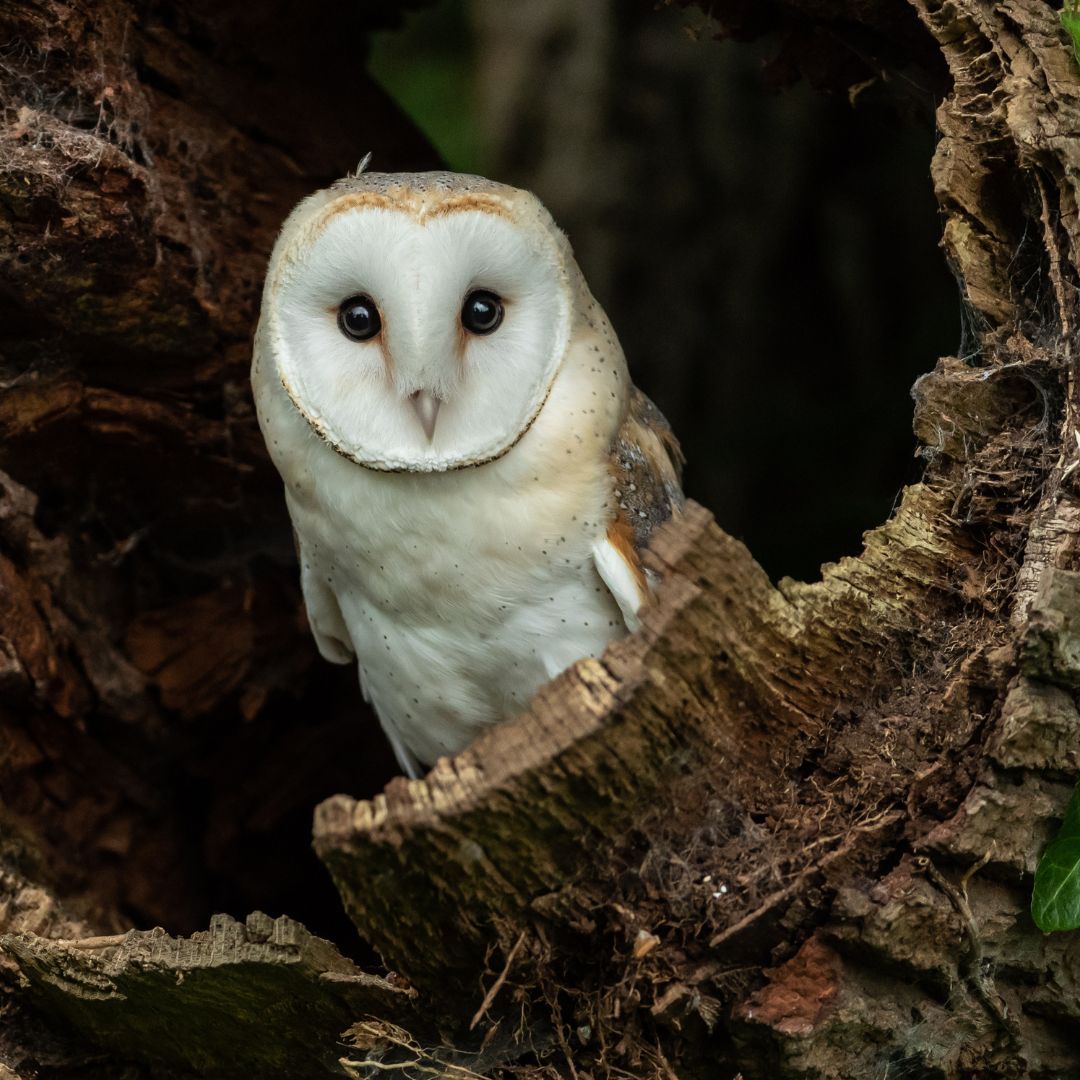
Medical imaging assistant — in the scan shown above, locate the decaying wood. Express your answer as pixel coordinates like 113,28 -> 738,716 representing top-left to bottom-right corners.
314,478 -> 982,994
5,913 -> 415,1079
5,0 -> 1080,1077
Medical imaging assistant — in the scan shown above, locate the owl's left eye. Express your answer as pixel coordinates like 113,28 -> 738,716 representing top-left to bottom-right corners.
338,295 -> 382,341
461,290 -> 504,335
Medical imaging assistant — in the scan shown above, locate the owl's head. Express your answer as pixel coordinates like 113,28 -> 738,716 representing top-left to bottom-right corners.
259,171 -> 580,472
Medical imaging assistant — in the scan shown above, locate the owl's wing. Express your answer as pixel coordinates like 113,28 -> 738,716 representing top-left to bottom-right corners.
593,386 -> 685,631
379,716 -> 424,779
297,542 -> 356,666
296,537 -> 426,774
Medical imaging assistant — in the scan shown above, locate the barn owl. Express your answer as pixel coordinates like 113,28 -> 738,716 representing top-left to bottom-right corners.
251,168 -> 684,778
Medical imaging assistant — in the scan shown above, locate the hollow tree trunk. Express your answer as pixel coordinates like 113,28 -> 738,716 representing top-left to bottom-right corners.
3,1 -> 1080,1078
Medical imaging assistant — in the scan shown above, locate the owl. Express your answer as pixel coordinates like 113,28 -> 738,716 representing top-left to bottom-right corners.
251,167 -> 684,778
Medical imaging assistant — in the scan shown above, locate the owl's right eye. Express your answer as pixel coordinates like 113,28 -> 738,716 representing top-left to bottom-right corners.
337,295 -> 382,341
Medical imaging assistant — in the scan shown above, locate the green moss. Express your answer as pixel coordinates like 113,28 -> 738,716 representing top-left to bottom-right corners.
1063,0 -> 1080,67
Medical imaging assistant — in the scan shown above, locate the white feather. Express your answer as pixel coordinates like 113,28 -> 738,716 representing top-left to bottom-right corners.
592,537 -> 644,632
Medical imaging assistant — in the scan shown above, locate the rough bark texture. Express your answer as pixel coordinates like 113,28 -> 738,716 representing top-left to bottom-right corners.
0,0 -> 436,1073
5,914 -> 415,1079
3,0 -> 1080,1078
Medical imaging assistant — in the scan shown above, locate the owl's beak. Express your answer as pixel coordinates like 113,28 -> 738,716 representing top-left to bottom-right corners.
409,389 -> 441,442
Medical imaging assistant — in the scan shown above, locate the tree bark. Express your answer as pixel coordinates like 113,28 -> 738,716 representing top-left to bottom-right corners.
3,0 -> 1080,1078
0,0 -> 437,1072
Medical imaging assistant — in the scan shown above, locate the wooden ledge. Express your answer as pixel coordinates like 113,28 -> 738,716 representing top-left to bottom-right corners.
314,482 -> 980,995
2,913 -> 414,1078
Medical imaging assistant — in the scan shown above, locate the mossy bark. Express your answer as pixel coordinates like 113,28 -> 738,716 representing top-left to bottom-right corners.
3,0 -> 1080,1078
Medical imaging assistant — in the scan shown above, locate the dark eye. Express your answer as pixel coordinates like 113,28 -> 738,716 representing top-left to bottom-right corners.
337,295 -> 381,341
461,290 -> 504,335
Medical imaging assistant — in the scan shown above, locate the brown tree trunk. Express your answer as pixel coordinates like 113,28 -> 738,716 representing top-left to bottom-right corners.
3,0 -> 1080,1078
0,0 -> 437,1071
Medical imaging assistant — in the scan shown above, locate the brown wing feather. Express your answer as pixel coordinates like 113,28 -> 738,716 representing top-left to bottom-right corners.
608,386 -> 686,554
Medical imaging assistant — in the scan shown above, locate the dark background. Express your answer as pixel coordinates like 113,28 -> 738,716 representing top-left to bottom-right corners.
371,0 -> 960,581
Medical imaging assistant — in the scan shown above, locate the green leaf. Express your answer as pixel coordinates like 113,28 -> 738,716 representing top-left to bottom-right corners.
1032,782 -> 1080,932
1063,0 -> 1080,67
